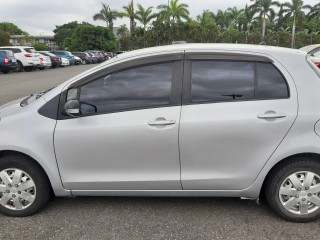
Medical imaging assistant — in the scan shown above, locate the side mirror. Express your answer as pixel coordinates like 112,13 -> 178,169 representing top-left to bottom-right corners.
64,100 -> 80,117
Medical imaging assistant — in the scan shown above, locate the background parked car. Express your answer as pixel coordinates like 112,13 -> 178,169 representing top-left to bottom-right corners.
0,50 -> 17,74
38,53 -> 52,70
50,50 -> 75,65
61,57 -> 70,67
300,44 -> 320,68
0,46 -> 40,72
38,51 -> 62,68
73,55 -> 82,65
105,52 -> 114,59
86,52 -> 98,63
85,50 -> 105,63
72,52 -> 92,64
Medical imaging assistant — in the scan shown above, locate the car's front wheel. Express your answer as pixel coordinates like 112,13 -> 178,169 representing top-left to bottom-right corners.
0,154 -> 51,217
265,156 -> 320,222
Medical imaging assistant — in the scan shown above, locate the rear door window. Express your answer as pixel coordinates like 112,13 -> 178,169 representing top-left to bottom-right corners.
191,60 -> 255,103
191,60 -> 289,103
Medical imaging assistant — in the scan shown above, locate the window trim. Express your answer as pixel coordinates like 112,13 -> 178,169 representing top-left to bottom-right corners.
183,55 -> 290,105
58,53 -> 184,120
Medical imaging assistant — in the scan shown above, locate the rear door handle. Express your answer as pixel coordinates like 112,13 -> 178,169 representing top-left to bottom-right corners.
258,112 -> 286,119
148,118 -> 176,126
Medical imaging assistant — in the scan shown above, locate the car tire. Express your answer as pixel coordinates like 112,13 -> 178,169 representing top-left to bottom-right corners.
265,156 -> 320,222
14,61 -> 24,72
39,67 -> 45,70
24,67 -> 33,72
81,60 -> 86,65
1,70 -> 9,74
0,154 -> 51,217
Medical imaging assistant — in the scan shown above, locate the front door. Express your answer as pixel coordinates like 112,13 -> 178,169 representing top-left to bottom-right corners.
54,58 -> 183,190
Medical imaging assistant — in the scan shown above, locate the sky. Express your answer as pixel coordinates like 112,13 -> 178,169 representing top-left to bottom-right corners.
1,0 -> 319,36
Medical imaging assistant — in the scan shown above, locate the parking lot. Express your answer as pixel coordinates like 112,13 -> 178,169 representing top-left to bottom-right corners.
0,65 -> 319,240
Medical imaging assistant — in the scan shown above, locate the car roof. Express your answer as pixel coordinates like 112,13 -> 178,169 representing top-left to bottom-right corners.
112,43 -> 306,61
300,44 -> 320,52
0,46 -> 34,48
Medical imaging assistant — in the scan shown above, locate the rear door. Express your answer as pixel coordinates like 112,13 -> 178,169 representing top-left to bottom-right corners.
180,52 -> 298,190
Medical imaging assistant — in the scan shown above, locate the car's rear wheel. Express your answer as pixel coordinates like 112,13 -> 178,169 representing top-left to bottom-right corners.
265,156 -> 320,222
81,59 -> 86,65
0,154 -> 51,217
1,70 -> 9,74
24,67 -> 33,72
14,61 -> 24,72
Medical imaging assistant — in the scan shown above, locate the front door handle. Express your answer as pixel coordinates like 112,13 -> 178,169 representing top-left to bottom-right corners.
258,112 -> 286,119
148,118 -> 176,126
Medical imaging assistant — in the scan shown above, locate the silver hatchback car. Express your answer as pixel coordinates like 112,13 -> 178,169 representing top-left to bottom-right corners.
1,44 -> 320,222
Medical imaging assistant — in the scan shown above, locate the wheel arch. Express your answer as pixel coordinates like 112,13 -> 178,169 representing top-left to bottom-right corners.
0,150 -> 53,194
260,152 -> 320,198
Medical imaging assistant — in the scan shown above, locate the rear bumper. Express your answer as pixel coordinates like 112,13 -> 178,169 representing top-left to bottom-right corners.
0,63 -> 17,71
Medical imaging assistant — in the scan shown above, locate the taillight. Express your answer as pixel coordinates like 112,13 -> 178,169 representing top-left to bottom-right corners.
4,57 -> 8,65
40,57 -> 44,61
24,53 -> 32,57
315,62 -> 320,68
53,57 -> 57,61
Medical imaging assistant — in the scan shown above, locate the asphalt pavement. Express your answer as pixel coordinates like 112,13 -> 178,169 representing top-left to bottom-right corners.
0,65 -> 319,240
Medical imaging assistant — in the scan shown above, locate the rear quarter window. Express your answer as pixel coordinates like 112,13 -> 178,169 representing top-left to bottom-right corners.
256,62 -> 289,99
24,48 -> 36,53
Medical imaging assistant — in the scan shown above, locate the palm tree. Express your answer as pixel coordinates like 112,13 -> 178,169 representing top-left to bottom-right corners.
93,3 -> 117,31
136,4 -> 156,47
157,0 -> 190,40
239,4 -> 256,42
215,10 -> 231,29
227,7 -> 244,30
118,0 -> 137,35
307,1 -> 320,19
250,0 -> 281,43
283,0 -> 309,48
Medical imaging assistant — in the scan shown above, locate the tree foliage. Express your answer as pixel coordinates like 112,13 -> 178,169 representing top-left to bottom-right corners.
0,22 -> 29,36
33,43 -> 47,51
53,21 -> 116,51
69,24 -> 116,51
0,30 -> 10,46
111,0 -> 320,50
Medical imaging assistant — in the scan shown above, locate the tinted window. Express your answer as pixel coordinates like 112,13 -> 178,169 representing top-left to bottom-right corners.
24,48 -> 36,53
3,48 -> 22,53
52,52 -> 64,56
79,62 -> 173,113
8,51 -> 14,57
192,61 -> 255,102
309,47 -> 320,55
0,51 -> 5,57
256,62 -> 289,99
12,48 -> 21,53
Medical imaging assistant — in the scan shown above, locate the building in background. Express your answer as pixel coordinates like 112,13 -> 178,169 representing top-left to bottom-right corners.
9,35 -> 58,50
